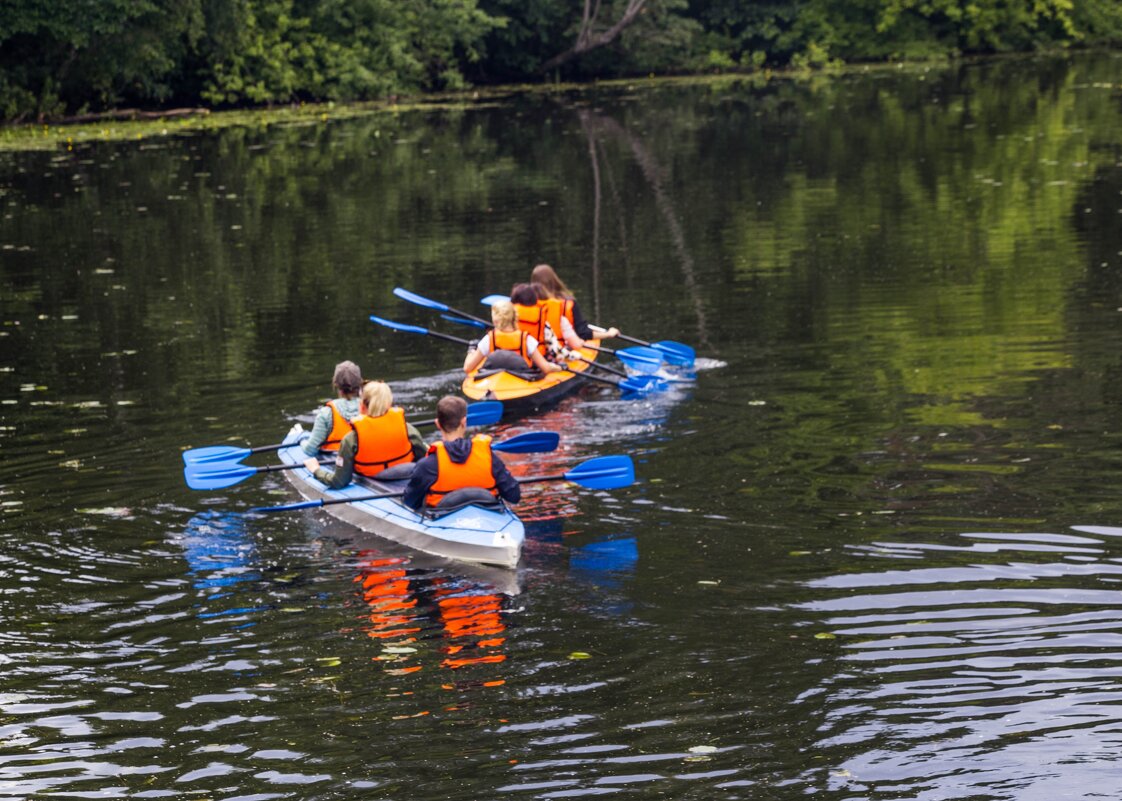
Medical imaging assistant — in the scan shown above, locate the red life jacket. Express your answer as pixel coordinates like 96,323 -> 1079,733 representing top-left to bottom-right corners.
488,329 -> 533,368
425,434 -> 497,507
323,399 -> 354,452
351,407 -> 414,476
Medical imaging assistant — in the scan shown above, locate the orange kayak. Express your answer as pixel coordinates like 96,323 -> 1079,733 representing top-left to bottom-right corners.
462,346 -> 599,409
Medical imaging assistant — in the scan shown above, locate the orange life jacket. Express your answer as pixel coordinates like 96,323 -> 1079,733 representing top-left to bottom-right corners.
514,301 -> 547,353
425,434 -> 497,507
352,407 -> 414,476
488,328 -> 533,368
542,297 -> 575,346
323,399 -> 354,452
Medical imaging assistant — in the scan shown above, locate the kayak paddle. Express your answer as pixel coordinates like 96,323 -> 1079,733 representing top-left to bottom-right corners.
250,454 -> 635,513
393,287 -> 493,327
184,431 -> 561,491
439,313 -> 662,375
370,315 -> 661,394
182,400 -> 504,466
590,325 -> 695,366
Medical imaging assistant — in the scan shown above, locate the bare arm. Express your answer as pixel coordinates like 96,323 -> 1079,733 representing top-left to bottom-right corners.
531,348 -> 562,373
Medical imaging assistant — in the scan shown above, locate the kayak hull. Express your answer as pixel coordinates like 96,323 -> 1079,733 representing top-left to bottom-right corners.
276,425 -> 524,569
461,346 -> 598,410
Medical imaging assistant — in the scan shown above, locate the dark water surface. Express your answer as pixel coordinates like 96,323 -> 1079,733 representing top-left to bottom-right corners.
2,52 -> 1122,798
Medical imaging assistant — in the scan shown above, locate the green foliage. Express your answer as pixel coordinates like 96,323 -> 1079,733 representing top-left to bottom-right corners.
0,0 -> 1120,119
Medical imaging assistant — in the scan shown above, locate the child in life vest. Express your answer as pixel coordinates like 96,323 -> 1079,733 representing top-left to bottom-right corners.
304,381 -> 426,489
403,396 -> 521,511
463,299 -> 562,376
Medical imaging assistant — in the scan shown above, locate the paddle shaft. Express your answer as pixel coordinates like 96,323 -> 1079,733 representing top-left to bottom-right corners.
254,457 -> 631,513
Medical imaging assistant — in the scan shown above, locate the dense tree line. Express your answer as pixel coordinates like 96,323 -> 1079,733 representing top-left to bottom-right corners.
1,0 -> 1119,122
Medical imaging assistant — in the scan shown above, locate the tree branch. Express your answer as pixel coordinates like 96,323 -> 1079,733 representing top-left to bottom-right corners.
541,0 -> 648,73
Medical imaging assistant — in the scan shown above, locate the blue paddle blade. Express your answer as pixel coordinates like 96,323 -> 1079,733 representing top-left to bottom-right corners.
653,341 -> 695,366
614,347 -> 662,375
183,445 -> 253,466
564,455 -> 635,490
480,294 -> 507,306
369,315 -> 429,335
492,431 -> 560,454
393,287 -> 450,313
465,400 -> 503,427
184,463 -> 258,491
618,375 -> 667,394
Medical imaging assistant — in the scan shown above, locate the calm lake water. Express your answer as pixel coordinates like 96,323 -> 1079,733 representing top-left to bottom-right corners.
2,51 -> 1122,799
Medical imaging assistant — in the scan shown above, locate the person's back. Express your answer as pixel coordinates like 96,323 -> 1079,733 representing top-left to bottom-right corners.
305,381 -> 426,489
302,360 -> 364,456
529,265 -> 619,344
463,299 -> 560,377
510,282 -> 548,350
404,396 -> 521,510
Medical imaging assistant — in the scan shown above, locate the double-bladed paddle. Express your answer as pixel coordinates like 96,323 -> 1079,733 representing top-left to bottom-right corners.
249,454 -> 635,513
184,431 -> 561,491
393,287 -> 492,327
434,308 -> 663,376
182,400 -> 504,466
588,324 -> 695,367
369,315 -> 663,394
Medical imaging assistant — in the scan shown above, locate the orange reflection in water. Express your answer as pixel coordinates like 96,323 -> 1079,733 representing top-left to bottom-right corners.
354,553 -> 508,681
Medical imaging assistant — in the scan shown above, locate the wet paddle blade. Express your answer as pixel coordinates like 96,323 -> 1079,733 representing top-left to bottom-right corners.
480,294 -> 507,307
618,375 -> 668,395
492,431 -> 560,454
564,455 -> 635,490
182,445 -> 253,466
652,341 -> 695,366
464,401 -> 503,427
614,347 -> 662,375
184,463 -> 258,490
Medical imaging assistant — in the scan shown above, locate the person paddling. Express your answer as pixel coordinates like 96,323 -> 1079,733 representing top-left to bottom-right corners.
403,396 -> 521,511
304,381 -> 426,489
531,264 -> 620,348
463,299 -> 561,376
301,360 -> 365,456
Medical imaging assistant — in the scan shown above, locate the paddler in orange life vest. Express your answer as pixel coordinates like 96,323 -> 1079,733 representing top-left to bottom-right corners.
403,396 -> 521,511
462,298 -> 562,376
303,381 -> 427,489
300,360 -> 365,457
530,263 -> 620,348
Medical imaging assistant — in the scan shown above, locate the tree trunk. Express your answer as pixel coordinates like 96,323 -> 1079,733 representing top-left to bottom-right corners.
541,0 -> 648,73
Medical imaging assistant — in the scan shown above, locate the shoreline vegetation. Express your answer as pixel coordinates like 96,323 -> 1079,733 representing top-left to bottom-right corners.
1,0 -> 1119,143
1,47 -> 1115,154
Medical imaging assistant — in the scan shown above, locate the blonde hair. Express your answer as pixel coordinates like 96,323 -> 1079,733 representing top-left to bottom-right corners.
531,264 -> 572,299
361,380 -> 393,418
491,299 -> 517,331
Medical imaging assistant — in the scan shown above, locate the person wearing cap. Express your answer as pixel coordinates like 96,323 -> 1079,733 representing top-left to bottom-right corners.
403,395 -> 521,511
301,360 -> 365,457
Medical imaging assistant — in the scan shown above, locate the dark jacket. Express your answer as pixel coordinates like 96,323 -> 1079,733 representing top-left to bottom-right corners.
403,436 -> 521,510
570,299 -> 593,340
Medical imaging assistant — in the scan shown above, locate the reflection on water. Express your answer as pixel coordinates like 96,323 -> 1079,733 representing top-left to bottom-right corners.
798,525 -> 1122,798
1,51 -> 1121,799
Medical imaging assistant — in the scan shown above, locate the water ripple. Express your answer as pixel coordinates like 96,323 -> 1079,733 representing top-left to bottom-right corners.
796,526 -> 1122,799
